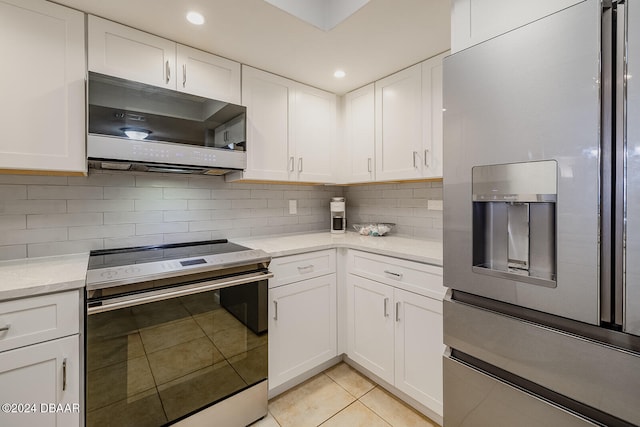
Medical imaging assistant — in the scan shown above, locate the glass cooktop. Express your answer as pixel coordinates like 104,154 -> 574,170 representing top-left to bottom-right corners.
87,240 -> 251,270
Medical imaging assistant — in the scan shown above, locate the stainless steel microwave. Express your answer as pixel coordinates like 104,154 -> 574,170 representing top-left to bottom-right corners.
87,72 -> 246,175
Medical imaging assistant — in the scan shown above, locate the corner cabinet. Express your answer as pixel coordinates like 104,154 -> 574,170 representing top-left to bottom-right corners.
363,52 -> 446,183
346,250 -> 444,419
235,66 -> 336,183
0,0 -> 86,174
88,16 -> 241,104
268,250 -> 337,391
451,0 -> 583,53
344,84 -> 376,183
0,290 -> 81,427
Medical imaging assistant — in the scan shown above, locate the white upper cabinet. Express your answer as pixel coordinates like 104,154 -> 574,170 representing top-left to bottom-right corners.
344,84 -> 375,183
0,0 -> 85,174
421,52 -> 447,178
88,16 -> 241,103
451,0 -> 584,52
176,44 -> 241,104
237,66 -> 336,183
292,84 -> 336,183
240,66 -> 292,181
375,64 -> 423,181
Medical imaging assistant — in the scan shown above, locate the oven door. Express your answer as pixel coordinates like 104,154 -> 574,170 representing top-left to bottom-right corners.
85,271 -> 271,426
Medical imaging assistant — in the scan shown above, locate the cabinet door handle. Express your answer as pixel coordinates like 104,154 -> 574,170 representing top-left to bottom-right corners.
297,264 -> 314,273
413,151 -> 418,168
396,302 -> 401,322
0,324 -> 9,333
62,358 -> 67,391
166,60 -> 171,84
384,270 -> 403,279
289,156 -> 295,172
183,64 -> 187,88
368,157 -> 372,173
298,157 -> 303,173
424,149 -> 430,167
384,297 -> 389,317
273,300 -> 278,320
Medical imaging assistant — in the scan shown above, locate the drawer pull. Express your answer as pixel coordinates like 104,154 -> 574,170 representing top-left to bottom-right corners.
297,264 -> 314,273
384,270 -> 403,279
384,297 -> 389,317
62,358 -> 67,391
0,325 -> 9,332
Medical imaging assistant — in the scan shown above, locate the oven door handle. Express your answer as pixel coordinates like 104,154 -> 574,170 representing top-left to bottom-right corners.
87,271 -> 274,315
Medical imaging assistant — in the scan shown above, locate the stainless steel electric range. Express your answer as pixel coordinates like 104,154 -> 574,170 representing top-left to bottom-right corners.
84,240 -> 272,427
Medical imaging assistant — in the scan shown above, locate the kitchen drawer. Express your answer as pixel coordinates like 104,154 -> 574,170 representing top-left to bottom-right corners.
269,250 -> 336,288
348,250 -> 444,300
0,290 -> 80,353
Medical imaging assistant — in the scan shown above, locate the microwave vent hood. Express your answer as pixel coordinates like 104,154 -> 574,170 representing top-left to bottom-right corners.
87,72 -> 247,175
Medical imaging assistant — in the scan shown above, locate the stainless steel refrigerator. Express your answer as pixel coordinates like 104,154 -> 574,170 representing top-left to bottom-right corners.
443,0 -> 640,425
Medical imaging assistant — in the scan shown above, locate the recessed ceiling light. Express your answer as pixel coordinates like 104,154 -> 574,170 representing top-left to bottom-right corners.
334,70 -> 346,78
186,11 -> 205,25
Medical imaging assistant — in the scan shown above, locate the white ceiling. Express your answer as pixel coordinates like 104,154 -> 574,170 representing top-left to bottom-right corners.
54,0 -> 451,95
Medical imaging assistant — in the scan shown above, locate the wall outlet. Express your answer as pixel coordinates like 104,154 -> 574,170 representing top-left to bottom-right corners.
289,199 -> 297,214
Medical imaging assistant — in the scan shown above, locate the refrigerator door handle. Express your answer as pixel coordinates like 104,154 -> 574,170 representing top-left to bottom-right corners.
614,0 -> 627,327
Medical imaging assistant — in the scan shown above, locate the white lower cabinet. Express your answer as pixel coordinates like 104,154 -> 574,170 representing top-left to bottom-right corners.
268,251 -> 337,390
346,250 -> 444,418
0,290 -> 81,427
347,275 -> 395,383
0,335 -> 80,427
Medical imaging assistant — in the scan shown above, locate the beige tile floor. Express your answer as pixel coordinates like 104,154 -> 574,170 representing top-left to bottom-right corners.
253,363 -> 439,427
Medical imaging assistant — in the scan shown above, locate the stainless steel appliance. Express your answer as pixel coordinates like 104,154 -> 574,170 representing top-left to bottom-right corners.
87,72 -> 247,175
443,0 -> 640,425
85,240 -> 272,426
330,197 -> 346,233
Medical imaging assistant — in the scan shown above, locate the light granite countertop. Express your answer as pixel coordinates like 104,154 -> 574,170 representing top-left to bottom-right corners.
234,231 -> 443,266
0,253 -> 89,301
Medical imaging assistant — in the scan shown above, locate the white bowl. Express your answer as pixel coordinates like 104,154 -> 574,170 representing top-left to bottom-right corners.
352,223 -> 395,236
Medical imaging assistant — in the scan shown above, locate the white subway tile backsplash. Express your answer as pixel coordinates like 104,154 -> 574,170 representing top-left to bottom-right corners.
0,245 -> 27,261
251,189 -> 283,200
231,199 -> 268,209
136,175 -> 189,188
0,228 -> 67,245
0,185 -> 27,200
212,189 -> 251,200
67,200 -> 134,213
69,174 -> 135,187
427,200 -> 444,211
268,216 -> 299,226
29,185 -> 102,200
69,224 -> 134,240
189,220 -> 234,232
28,213 -> 103,229
188,200 -> 232,210
0,171 -> 437,260
233,217 -> 268,229
104,211 -> 164,225
163,210 -> 211,222
136,222 -> 188,235
163,188 -> 210,200
104,235 -> 164,249
163,232 -> 212,244
0,215 -> 26,231
104,187 -> 162,200
0,176 -> 68,185
135,200 -> 188,211
28,239 -> 104,258
0,200 -> 66,215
